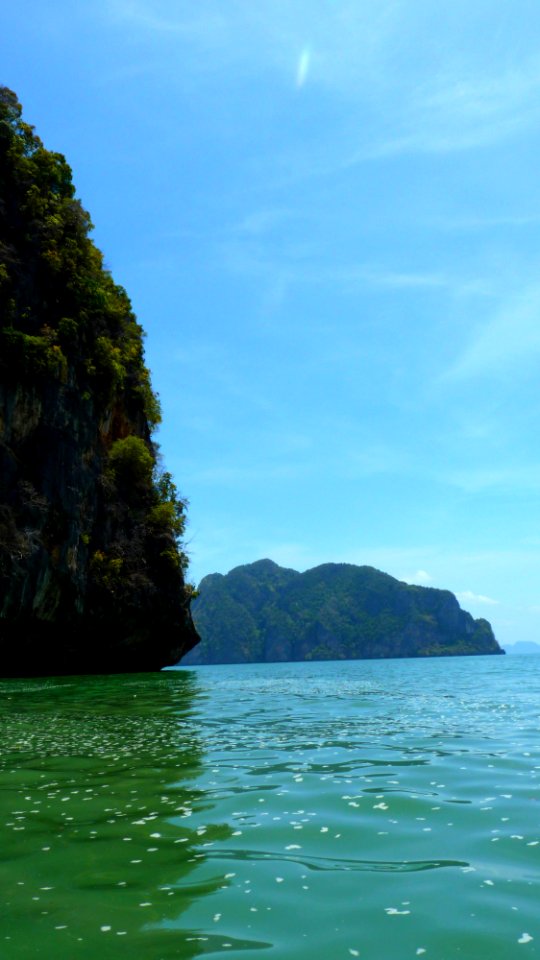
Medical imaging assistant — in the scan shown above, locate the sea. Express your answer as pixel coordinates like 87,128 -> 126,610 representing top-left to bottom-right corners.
0,655 -> 538,960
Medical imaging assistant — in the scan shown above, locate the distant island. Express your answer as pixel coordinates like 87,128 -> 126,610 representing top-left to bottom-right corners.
504,641 -> 540,655
182,559 -> 504,664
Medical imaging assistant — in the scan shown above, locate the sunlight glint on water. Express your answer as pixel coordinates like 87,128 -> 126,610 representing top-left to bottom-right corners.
0,656 -> 538,958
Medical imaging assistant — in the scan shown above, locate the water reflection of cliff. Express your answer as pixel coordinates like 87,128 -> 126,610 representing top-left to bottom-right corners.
0,670 -> 233,958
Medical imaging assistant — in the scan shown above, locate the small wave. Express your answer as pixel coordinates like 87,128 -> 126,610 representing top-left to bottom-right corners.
206,847 -> 468,874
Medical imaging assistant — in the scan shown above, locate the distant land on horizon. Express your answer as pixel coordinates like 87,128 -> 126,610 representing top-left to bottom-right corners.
504,641 -> 540,655
182,559 -> 504,665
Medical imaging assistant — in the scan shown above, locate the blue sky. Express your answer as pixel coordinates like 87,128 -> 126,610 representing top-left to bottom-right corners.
3,0 -> 540,647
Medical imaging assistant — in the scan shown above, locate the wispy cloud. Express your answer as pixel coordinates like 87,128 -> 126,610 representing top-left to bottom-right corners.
433,214 -> 540,232
443,284 -> 540,381
107,0 -> 227,41
171,341 -> 284,414
401,569 -> 434,586
343,444 -> 411,479
456,589 -> 499,606
441,465 -> 540,494
185,462 -> 307,486
219,229 -> 455,293
355,266 -> 448,290
234,208 -> 294,237
105,0 -> 392,84
104,1 -> 540,176
369,64 -> 540,157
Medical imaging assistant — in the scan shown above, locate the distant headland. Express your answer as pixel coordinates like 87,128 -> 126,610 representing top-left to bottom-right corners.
183,559 -> 504,664
504,641 -> 540,655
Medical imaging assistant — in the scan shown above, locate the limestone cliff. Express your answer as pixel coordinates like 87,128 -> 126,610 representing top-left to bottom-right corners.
0,88 -> 199,675
184,559 -> 504,664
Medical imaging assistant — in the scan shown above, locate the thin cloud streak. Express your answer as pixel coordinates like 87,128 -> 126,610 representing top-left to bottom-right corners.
105,3 -> 540,150
401,569 -> 434,586
456,589 -> 499,606
443,284 -> 540,381
296,47 -> 311,88
346,58 -> 540,162
184,463 -> 309,486
219,235 -> 457,294
440,465 -> 540,494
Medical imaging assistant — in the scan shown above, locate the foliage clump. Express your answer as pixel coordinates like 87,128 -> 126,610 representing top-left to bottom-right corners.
108,436 -> 155,490
0,86 -> 161,427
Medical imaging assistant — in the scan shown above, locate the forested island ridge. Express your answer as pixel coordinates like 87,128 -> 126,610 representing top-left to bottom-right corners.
184,559 -> 504,664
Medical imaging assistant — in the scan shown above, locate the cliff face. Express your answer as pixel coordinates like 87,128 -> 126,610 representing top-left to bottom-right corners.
184,559 -> 504,664
0,88 -> 199,675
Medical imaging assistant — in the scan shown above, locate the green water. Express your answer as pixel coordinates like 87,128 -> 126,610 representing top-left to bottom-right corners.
0,656 -> 539,959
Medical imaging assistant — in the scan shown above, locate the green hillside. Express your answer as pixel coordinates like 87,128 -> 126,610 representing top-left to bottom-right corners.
184,559 -> 504,664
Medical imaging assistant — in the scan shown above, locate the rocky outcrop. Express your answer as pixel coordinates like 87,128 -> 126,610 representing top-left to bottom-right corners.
0,88 -> 199,675
184,559 -> 504,664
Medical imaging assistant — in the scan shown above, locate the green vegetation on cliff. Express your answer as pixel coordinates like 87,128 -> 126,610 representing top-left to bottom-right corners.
184,559 -> 504,664
0,88 -> 199,674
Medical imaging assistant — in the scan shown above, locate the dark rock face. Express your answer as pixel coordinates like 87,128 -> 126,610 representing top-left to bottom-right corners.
184,559 -> 504,664
0,88 -> 199,675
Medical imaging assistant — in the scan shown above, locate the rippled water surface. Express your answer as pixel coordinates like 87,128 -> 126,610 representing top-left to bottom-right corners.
1,656 -> 539,959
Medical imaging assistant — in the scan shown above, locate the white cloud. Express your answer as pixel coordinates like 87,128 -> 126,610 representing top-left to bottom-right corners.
400,569 -> 434,586
456,590 -> 500,606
